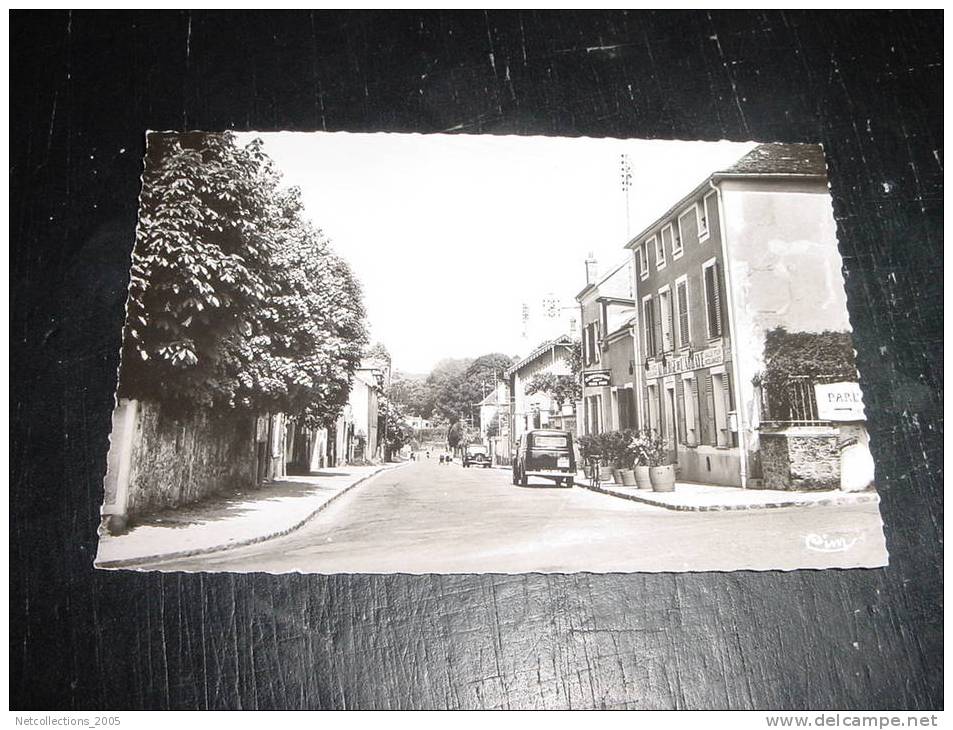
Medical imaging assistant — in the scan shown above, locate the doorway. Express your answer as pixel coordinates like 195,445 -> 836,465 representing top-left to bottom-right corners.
664,382 -> 679,463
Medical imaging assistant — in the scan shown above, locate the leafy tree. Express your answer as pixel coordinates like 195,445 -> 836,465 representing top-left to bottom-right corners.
228,190 -> 367,421
427,358 -> 471,422
759,328 -> 857,420
447,420 -> 465,451
524,341 -> 582,412
431,353 -> 513,425
378,395 -> 413,461
364,342 -> 392,367
119,131 -> 367,425
387,371 -> 432,418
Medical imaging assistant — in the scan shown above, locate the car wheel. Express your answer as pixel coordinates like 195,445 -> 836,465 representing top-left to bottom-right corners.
565,478 -> 574,488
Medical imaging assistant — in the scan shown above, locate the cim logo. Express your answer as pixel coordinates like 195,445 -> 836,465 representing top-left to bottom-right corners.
804,532 -> 860,553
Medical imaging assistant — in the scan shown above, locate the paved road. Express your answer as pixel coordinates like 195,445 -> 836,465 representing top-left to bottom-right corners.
149,460 -> 888,574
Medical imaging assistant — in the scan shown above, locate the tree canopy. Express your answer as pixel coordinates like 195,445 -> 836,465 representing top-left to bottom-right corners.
524,341 -> 582,411
430,352 -> 513,425
120,131 -> 367,425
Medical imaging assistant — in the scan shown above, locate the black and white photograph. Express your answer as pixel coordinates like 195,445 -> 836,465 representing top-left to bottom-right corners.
95,132 -> 888,574
12,10 -> 940,713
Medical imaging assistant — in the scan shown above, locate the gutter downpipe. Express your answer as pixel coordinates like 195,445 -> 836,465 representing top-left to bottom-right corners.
710,178 -> 749,489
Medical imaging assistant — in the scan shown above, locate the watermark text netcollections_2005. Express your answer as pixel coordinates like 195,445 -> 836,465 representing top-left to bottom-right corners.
14,717 -> 120,727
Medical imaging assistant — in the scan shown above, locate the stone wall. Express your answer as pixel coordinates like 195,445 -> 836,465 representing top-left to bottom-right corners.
121,399 -> 258,520
760,428 -> 840,491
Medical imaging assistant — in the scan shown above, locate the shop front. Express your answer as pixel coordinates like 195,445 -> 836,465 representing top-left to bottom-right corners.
642,342 -> 742,486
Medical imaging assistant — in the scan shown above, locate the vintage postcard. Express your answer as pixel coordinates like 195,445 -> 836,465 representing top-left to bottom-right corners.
96,132 -> 887,573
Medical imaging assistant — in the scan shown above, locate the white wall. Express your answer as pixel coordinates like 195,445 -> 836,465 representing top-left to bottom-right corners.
719,178 -> 857,455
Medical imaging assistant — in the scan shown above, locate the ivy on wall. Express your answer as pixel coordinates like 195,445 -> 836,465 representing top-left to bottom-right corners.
759,327 -> 858,420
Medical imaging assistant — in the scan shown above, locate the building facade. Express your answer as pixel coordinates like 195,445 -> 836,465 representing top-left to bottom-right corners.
627,164 -> 737,484
576,258 -> 640,436
626,143 -> 873,490
505,335 -> 576,445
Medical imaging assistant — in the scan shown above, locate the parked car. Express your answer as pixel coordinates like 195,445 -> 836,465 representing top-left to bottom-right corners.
512,429 -> 576,487
462,443 -> 491,468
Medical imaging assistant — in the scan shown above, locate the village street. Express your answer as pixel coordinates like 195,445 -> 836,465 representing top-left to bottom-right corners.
143,460 -> 887,574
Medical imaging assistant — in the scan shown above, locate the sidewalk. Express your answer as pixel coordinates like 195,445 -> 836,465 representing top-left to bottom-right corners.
575,473 -> 879,512
95,462 -> 407,569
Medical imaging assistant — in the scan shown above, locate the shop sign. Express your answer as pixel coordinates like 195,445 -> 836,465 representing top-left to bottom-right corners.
645,346 -> 724,379
814,382 -> 866,421
583,369 -> 612,387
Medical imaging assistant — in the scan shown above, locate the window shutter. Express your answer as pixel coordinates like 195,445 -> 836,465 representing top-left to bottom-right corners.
723,372 -> 733,445
689,377 -> 700,444
712,261 -> 723,337
677,281 -> 689,348
724,369 -> 734,411
676,382 -> 686,445
704,373 -> 715,445
704,265 -> 715,337
666,293 -> 675,351
644,299 -> 654,356
653,298 -> 663,357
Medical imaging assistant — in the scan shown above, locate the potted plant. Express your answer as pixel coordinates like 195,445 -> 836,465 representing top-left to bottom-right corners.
628,431 -> 654,489
618,428 -> 637,486
577,435 -> 600,479
602,431 -> 623,484
645,430 -> 675,492
595,433 -> 614,482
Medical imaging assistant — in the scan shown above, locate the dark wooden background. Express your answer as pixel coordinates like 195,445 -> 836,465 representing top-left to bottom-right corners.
10,11 -> 942,710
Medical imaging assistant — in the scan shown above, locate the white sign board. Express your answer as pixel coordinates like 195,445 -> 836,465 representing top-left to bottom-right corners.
814,382 -> 866,421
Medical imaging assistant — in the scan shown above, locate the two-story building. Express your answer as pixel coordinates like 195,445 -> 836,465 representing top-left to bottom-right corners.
575,256 -> 640,435
505,335 -> 576,446
626,142 -> 873,490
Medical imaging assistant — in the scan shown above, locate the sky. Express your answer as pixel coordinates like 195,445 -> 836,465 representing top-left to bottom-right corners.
238,132 -> 757,374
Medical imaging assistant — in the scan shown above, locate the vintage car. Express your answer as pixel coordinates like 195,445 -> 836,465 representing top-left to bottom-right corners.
512,429 -> 576,487
462,443 -> 491,468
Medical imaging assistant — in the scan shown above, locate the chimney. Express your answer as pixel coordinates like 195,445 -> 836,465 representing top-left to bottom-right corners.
585,252 -> 598,285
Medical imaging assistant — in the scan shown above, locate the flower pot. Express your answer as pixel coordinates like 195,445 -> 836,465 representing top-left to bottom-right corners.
620,468 -> 636,486
634,465 -> 652,490
649,464 -> 676,492
599,465 -> 613,482
612,467 -> 624,484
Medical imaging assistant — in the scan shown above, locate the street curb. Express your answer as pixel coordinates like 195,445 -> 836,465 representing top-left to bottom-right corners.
95,462 -> 410,569
577,479 -> 881,512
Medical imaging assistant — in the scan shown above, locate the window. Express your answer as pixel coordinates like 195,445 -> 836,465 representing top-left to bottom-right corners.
659,227 -> 674,266
642,295 -> 657,357
658,287 -> 674,352
584,322 -> 601,366
636,244 -> 648,280
618,387 -> 635,429
651,234 -> 665,270
681,374 -> 698,446
698,194 -> 714,242
533,434 -> 569,448
675,276 -> 691,349
674,215 -> 688,258
703,259 -> 723,339
646,384 -> 660,433
710,371 -> 729,447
